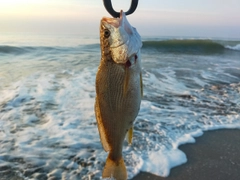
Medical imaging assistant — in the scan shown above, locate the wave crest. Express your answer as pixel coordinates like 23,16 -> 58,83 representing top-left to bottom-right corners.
0,45 -> 27,54
142,39 -> 226,54
225,44 -> 240,51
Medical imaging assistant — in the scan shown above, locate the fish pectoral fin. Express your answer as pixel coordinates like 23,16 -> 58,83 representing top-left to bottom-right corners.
140,71 -> 143,98
95,98 -> 110,152
102,155 -> 127,180
127,127 -> 133,145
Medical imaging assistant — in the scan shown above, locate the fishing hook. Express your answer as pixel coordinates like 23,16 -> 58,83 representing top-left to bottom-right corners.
102,0 -> 139,18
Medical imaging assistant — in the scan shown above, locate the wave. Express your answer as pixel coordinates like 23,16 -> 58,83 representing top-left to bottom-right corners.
0,45 -> 28,54
0,45 -> 77,55
225,44 -> 240,51
1,40 -> 240,56
142,39 -> 240,54
0,44 -> 101,56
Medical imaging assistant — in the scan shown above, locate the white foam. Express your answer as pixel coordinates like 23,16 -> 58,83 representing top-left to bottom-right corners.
225,44 -> 240,51
141,149 -> 187,177
172,130 -> 202,149
203,122 -> 240,131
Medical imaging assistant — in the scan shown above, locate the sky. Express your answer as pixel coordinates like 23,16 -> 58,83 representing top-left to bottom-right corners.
0,0 -> 240,38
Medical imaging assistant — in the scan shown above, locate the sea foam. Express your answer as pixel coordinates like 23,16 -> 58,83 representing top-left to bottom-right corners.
226,44 -> 240,51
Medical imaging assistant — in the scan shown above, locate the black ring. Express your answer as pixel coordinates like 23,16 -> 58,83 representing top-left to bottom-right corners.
102,0 -> 139,18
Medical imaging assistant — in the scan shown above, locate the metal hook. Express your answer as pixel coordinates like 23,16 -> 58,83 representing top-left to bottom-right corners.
102,0 -> 139,18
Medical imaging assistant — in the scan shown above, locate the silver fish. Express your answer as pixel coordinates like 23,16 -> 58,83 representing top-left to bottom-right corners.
95,10 -> 142,180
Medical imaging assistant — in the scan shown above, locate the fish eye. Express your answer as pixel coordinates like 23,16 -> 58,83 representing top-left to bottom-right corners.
104,29 -> 110,38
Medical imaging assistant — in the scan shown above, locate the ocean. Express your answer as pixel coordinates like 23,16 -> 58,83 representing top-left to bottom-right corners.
0,33 -> 240,180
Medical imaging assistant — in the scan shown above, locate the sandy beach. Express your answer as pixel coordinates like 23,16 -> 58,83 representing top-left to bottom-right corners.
132,129 -> 240,180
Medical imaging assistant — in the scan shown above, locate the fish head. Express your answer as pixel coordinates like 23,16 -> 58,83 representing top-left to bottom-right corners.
100,10 -> 142,64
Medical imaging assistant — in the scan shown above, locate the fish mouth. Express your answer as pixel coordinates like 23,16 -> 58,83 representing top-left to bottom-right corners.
102,10 -> 124,28
112,42 -> 126,48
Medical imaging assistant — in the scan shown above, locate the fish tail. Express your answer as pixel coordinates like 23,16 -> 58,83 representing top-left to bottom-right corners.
102,155 -> 127,180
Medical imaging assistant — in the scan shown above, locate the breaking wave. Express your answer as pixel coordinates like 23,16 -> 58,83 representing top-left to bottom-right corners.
0,44 -> 101,56
225,44 -> 240,51
0,45 -> 28,54
142,39 -> 240,54
0,45 -> 60,55
1,40 -> 240,56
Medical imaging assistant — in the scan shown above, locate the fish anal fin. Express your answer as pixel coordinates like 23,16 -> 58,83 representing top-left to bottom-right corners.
95,98 -> 110,152
102,155 -> 127,180
127,127 -> 133,145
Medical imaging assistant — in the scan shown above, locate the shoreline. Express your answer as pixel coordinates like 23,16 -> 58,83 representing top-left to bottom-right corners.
131,129 -> 240,180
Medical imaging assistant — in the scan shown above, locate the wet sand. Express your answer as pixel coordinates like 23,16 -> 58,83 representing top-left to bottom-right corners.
131,129 -> 240,180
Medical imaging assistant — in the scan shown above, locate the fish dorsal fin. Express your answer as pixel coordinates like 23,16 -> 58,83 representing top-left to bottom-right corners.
95,98 -> 110,152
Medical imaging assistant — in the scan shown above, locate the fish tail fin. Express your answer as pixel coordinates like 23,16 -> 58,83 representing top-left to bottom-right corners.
102,155 -> 127,180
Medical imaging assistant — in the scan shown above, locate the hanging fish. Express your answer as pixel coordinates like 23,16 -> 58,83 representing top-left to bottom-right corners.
95,10 -> 143,180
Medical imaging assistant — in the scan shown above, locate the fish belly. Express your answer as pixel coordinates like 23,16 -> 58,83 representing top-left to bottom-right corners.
95,59 -> 141,156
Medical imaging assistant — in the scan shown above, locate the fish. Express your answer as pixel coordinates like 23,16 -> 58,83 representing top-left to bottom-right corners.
95,10 -> 143,180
